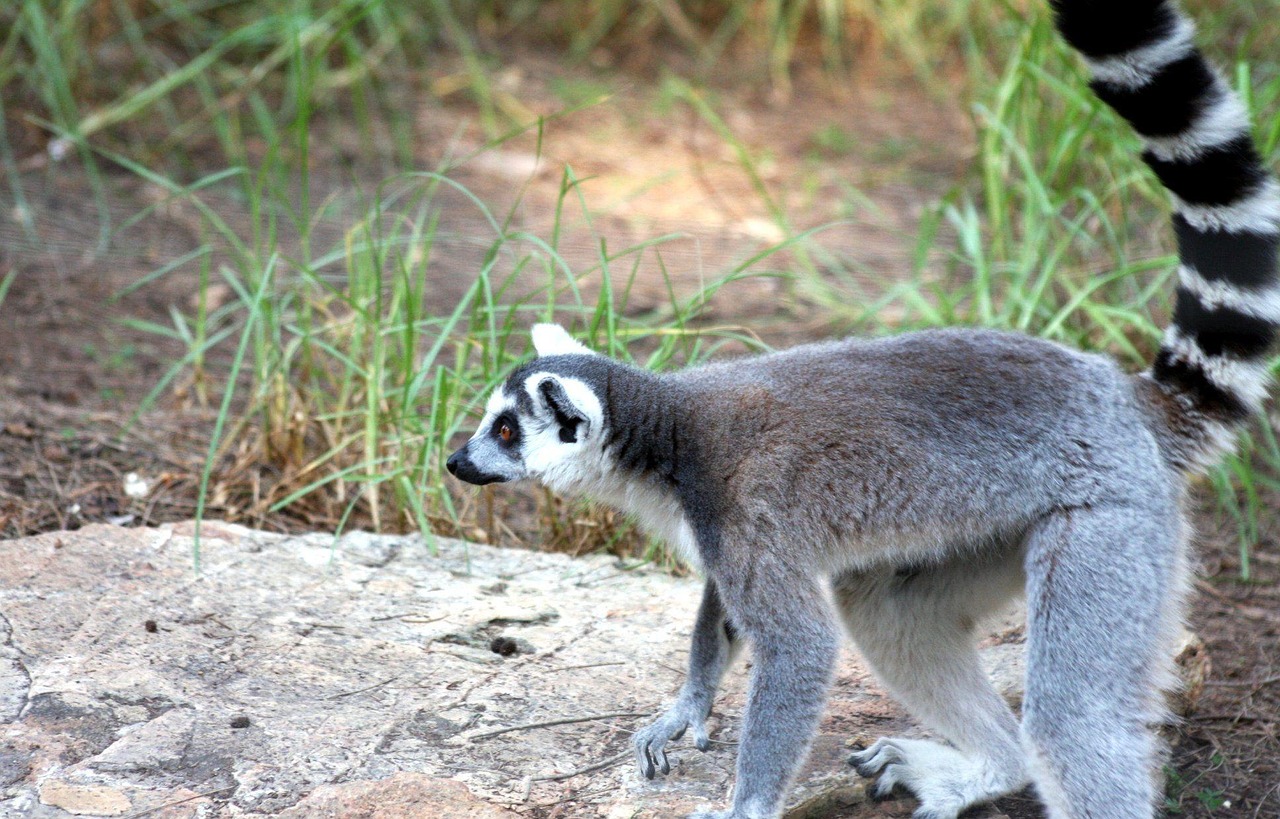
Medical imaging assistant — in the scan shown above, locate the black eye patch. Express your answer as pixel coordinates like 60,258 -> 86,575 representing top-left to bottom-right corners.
491,415 -> 521,447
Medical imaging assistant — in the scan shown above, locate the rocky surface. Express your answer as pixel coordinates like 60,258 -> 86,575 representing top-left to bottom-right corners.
0,523 -> 1202,818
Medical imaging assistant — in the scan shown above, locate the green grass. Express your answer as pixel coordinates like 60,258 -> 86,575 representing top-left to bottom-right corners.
0,0 -> 1001,182
1164,754 -> 1228,814
2,1 -> 1278,572
106,128 -> 779,560
811,10 -> 1174,350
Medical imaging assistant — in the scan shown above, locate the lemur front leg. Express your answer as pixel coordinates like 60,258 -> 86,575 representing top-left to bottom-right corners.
635,579 -> 741,778
685,557 -> 840,819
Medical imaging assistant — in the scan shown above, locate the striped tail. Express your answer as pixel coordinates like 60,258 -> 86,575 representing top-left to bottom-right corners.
1051,0 -> 1280,468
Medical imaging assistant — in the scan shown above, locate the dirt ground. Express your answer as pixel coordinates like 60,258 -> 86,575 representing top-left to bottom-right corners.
1,49 -> 1277,818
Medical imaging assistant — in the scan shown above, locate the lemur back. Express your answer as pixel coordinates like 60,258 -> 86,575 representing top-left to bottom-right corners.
447,2 -> 1278,817
653,330 -> 1152,569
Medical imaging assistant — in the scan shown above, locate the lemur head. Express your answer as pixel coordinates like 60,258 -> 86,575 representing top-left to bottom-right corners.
446,324 -> 611,493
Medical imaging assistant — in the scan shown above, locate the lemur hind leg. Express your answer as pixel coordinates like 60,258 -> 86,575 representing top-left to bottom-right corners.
634,579 -> 741,779
687,551 -> 841,819
1022,502 -> 1187,819
840,546 -> 1030,819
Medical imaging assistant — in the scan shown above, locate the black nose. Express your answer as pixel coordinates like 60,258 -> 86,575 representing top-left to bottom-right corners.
444,446 -> 505,486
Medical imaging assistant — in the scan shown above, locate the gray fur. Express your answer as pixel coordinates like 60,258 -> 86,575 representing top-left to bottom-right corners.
449,328 -> 1192,818
444,0 -> 1278,814
634,581 -> 740,779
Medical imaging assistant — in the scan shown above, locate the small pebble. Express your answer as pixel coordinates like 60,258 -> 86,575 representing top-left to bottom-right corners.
230,715 -> 251,729
489,636 -> 519,657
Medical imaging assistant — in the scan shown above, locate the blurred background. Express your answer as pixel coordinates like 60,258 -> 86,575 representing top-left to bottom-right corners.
0,2 -> 1278,810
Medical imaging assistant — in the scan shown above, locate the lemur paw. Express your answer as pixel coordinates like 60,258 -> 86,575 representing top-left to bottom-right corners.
634,698 -> 712,779
849,737 -> 1024,819
684,812 -> 733,819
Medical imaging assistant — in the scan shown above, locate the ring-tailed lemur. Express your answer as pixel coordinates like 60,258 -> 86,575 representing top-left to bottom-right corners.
446,1 -> 1278,816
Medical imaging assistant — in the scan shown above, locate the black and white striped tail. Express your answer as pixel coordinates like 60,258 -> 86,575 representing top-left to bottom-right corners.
1052,0 -> 1280,465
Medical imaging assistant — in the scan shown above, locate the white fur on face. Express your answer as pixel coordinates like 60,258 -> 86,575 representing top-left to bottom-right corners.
473,387 -> 514,438
466,387 -> 515,449
463,371 -> 612,491
461,388 -> 527,483
467,364 -> 700,570
519,372 -> 607,494
513,372 -> 698,567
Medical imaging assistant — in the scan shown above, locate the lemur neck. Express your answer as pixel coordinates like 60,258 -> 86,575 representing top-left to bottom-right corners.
600,363 -> 687,483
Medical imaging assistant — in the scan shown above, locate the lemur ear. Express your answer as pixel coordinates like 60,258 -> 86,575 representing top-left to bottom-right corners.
531,323 -> 596,358
537,376 -> 588,444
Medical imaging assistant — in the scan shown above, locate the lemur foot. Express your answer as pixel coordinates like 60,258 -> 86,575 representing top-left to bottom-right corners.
849,737 -> 1025,819
634,698 -> 712,779
685,812 -> 733,819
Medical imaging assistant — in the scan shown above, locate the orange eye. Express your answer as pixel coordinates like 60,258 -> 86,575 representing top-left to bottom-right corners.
499,423 -> 513,443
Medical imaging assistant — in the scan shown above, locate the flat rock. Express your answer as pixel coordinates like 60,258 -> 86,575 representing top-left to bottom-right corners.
0,523 -> 1200,818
